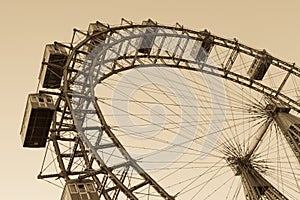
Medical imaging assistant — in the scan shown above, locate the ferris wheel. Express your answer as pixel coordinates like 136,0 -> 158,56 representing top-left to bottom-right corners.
20,19 -> 300,200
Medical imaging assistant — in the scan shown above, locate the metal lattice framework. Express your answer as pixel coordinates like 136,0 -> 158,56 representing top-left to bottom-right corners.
32,19 -> 300,199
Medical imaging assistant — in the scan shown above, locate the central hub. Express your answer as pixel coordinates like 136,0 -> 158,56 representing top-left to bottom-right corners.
223,143 -> 268,177
226,156 -> 252,176
265,100 -> 290,117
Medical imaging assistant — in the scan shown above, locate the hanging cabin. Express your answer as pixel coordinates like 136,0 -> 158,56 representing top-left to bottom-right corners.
60,179 -> 99,200
190,34 -> 214,63
247,53 -> 272,80
20,94 -> 55,148
137,19 -> 158,54
86,22 -> 109,52
39,44 -> 68,89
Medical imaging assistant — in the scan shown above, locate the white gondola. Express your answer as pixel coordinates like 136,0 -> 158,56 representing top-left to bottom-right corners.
39,44 -> 68,88
20,94 -> 55,148
85,22 -> 108,53
136,19 -> 158,54
60,180 -> 99,200
190,35 -> 214,63
247,53 -> 272,80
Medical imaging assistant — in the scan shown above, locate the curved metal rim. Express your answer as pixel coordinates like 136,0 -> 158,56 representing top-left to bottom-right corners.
60,22 -> 300,199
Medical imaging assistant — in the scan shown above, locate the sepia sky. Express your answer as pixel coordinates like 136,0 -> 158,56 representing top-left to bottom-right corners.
1,0 -> 300,199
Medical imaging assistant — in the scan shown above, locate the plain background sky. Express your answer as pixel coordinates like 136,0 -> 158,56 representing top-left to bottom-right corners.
1,0 -> 300,199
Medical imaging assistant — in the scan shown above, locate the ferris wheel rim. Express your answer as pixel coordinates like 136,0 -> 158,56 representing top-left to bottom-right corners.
63,24 -> 300,113
56,22 -> 300,199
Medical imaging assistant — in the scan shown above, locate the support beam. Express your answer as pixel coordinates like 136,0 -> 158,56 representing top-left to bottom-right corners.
241,166 -> 288,200
228,156 -> 288,200
246,118 -> 272,158
112,166 -> 129,200
51,133 -> 69,180
274,112 -> 300,164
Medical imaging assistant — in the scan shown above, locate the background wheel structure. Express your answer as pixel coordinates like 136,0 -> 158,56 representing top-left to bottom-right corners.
26,19 -> 300,199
